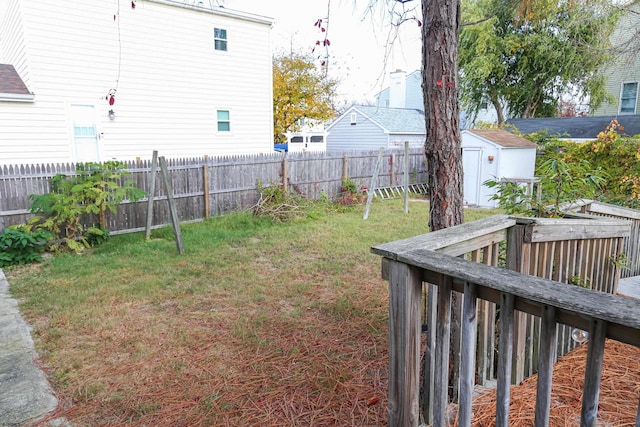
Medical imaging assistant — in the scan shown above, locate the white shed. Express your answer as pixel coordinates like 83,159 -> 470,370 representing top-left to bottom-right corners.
461,129 -> 538,208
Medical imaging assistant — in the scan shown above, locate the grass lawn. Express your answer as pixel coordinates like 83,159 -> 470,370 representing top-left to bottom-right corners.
6,198 -> 499,426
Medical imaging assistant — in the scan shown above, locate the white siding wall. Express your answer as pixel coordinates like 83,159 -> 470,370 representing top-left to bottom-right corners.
593,4 -> 640,116
0,0 -> 273,165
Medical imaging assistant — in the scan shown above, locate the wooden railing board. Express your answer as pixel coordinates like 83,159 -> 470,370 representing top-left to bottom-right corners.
378,246 -> 640,426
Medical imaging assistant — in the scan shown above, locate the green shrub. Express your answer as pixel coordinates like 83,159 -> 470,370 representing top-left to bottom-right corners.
28,161 -> 145,251
0,225 -> 53,267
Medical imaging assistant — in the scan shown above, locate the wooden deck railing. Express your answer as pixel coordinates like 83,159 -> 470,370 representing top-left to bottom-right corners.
563,199 -> 640,278
371,215 -> 639,426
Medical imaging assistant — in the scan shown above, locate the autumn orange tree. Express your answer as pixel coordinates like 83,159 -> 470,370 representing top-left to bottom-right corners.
272,51 -> 338,143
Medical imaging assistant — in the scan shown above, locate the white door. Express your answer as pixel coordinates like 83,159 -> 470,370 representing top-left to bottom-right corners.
462,148 -> 482,206
70,104 -> 100,163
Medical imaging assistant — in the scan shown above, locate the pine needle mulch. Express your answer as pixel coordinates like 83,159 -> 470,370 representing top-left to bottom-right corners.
467,339 -> 640,426
31,279 -> 390,426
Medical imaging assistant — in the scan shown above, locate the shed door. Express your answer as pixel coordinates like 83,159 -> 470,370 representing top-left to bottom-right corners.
462,148 -> 482,206
71,104 -> 100,163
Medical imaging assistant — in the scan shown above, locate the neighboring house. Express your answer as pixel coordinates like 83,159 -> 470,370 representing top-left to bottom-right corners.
374,69 -> 500,127
325,105 -> 425,152
591,2 -> 640,116
0,0 -> 274,166
506,115 -> 640,142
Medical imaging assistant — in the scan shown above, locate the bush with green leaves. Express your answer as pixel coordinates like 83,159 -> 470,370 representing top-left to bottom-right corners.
0,225 -> 53,267
28,161 -> 146,252
485,135 -> 607,217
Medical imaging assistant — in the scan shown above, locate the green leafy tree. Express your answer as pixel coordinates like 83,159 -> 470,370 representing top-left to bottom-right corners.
273,51 -> 338,143
459,0 -> 620,123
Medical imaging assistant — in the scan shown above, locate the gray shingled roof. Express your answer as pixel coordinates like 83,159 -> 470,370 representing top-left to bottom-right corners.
355,105 -> 426,133
506,115 -> 640,139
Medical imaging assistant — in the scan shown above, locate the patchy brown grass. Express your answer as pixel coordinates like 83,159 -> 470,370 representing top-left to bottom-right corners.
12,200 -> 439,426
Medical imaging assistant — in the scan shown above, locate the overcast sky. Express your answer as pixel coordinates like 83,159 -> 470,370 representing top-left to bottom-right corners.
227,0 -> 423,105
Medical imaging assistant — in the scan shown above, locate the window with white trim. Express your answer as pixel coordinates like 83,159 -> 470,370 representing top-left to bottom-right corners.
214,28 -> 227,51
620,82 -> 638,114
217,110 -> 230,132
350,113 -> 357,125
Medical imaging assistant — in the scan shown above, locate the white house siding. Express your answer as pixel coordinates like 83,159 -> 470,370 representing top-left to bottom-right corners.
592,4 -> 640,116
326,110 -> 388,151
0,0 -> 30,86
0,0 -> 273,166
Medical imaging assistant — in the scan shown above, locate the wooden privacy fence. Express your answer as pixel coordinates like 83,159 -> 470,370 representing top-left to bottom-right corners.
371,214 -> 636,426
0,149 -> 427,233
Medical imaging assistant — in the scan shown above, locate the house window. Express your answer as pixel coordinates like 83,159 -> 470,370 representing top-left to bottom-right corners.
350,113 -> 357,125
217,110 -> 230,132
620,82 -> 638,114
214,28 -> 227,51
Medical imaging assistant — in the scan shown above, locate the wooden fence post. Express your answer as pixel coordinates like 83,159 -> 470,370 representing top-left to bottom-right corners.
404,141 -> 409,214
203,155 -> 210,219
342,155 -> 348,182
280,151 -> 288,192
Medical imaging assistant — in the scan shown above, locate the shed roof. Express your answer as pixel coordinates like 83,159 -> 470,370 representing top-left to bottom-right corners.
0,64 -> 31,95
506,115 -> 640,139
352,105 -> 425,133
466,129 -> 537,148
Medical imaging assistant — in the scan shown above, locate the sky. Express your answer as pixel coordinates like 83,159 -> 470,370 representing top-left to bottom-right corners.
226,0 -> 423,105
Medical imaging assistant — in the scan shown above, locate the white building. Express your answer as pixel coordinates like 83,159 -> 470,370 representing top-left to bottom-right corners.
0,0 -> 274,166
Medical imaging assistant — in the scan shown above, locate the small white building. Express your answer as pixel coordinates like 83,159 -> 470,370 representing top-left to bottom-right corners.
0,0 -> 275,166
461,129 -> 538,208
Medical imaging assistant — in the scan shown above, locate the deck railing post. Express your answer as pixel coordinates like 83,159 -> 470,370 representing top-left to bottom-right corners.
581,319 -> 607,426
387,259 -> 422,427
458,281 -> 478,427
534,305 -> 557,427
496,292 -> 515,427
433,275 -> 453,427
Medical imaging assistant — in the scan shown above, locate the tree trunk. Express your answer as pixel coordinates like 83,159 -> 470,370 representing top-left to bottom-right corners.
422,0 -> 464,231
490,94 -> 505,125
421,0 -> 465,409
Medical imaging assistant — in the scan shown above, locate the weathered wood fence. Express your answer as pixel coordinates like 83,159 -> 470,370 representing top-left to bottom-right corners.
563,199 -> 640,278
0,149 -> 427,233
372,214 -> 638,426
